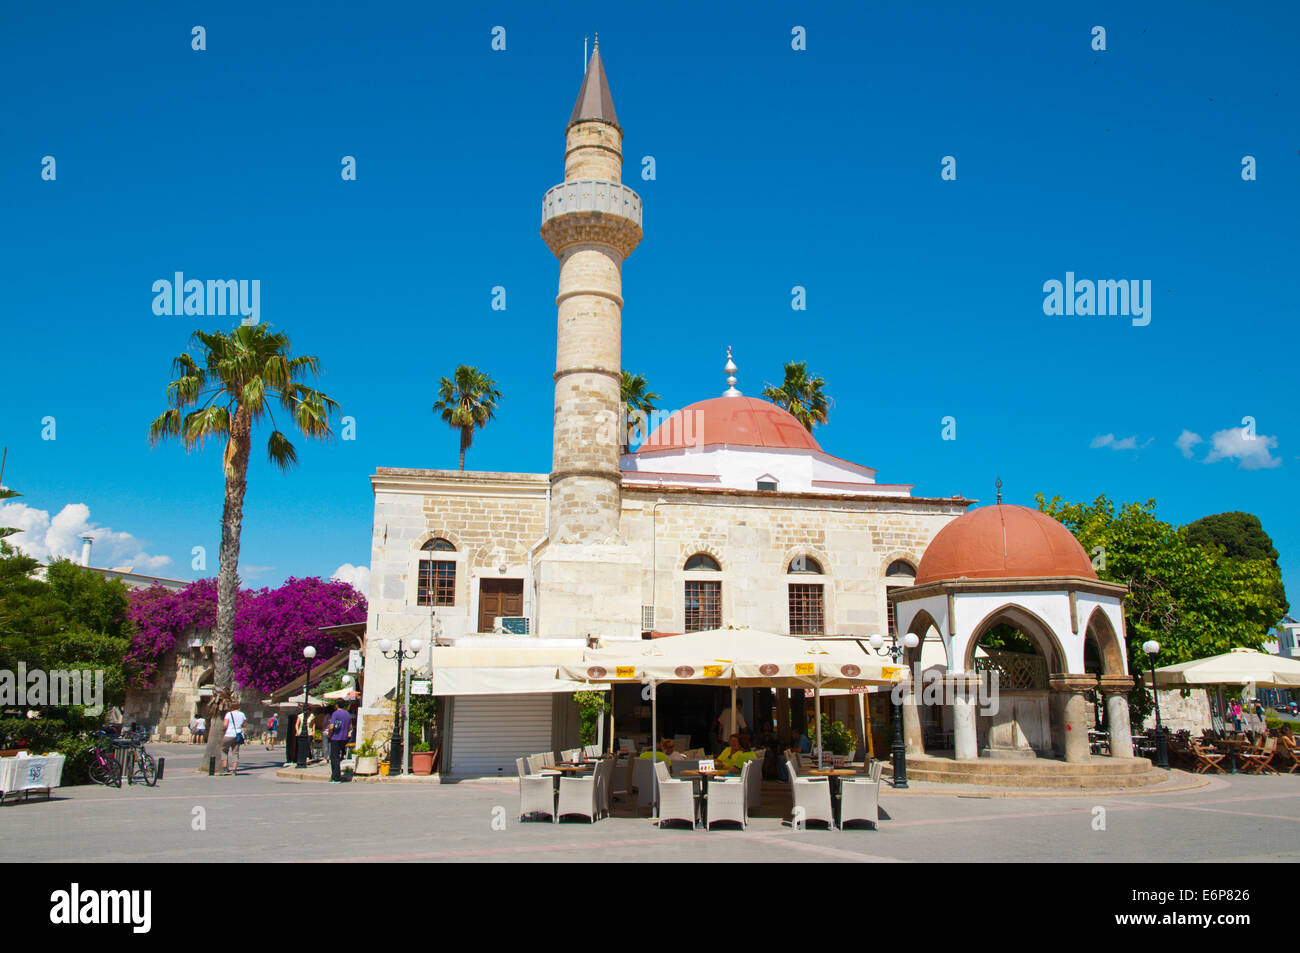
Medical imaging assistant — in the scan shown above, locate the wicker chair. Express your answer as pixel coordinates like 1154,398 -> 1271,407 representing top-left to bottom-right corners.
707,771 -> 747,830
787,768 -> 833,829
839,778 -> 880,829
653,759 -> 697,828
557,771 -> 602,823
519,774 -> 556,822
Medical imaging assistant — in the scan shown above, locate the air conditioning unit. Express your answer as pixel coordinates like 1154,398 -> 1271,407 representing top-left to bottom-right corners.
495,616 -> 529,635
641,605 -> 655,631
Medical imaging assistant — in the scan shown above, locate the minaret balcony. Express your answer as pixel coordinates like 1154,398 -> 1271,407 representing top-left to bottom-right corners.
541,180 -> 643,258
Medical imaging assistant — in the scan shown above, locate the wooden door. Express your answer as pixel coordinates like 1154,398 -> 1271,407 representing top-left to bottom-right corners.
478,579 -> 524,632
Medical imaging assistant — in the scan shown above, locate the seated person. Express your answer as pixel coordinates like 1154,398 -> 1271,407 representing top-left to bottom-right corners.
788,728 -> 811,754
639,737 -> 685,763
717,734 -> 751,771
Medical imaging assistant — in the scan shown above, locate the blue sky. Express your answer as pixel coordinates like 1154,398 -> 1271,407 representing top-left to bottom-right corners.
1,1 -> 1297,608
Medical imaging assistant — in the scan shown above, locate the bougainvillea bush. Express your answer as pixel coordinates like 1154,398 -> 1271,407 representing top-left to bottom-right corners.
126,576 -> 366,693
232,576 -> 366,692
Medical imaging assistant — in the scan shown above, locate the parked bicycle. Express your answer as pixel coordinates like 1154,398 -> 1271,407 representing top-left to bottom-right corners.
87,726 -> 157,787
88,729 -> 122,787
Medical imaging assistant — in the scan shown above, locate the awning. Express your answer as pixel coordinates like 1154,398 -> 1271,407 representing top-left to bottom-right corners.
433,665 -> 607,696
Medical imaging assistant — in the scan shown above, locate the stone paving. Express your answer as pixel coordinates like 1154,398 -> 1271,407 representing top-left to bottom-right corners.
2,743 -> 1297,863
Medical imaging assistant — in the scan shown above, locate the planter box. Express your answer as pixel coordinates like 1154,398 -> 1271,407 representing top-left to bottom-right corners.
411,751 -> 435,776
354,756 -> 379,776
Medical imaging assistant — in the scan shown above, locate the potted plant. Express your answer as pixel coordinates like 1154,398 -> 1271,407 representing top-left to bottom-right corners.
411,741 -> 435,776
354,738 -> 379,776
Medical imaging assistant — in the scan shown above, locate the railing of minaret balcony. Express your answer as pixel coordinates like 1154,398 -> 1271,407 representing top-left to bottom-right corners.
541,180 -> 643,227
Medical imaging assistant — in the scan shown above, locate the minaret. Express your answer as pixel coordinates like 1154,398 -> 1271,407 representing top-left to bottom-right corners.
540,37 -> 642,544
534,39 -> 643,640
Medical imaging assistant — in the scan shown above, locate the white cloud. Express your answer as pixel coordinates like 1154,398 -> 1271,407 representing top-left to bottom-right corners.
1090,433 -> 1139,451
1203,426 -> 1281,470
0,499 -> 172,570
332,563 -> 370,596
1175,429 -> 1203,459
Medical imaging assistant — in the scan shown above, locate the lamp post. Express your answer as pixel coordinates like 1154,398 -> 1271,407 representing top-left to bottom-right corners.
378,637 -> 423,776
1142,640 -> 1169,769
295,645 -> 317,769
867,631 -> 920,789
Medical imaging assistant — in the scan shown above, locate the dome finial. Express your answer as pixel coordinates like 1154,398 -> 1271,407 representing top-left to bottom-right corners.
723,346 -> 741,397
995,476 -> 1003,504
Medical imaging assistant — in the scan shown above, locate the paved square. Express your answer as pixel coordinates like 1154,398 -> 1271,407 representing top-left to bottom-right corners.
2,744 -> 1297,863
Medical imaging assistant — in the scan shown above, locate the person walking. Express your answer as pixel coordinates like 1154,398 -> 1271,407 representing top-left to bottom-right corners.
326,700 -> 352,783
265,713 -> 279,749
221,701 -> 248,775
193,715 -> 206,745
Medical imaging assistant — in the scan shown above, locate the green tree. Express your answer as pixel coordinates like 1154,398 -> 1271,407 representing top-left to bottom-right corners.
761,361 -> 830,432
148,323 -> 338,764
1036,495 -> 1288,721
1186,511 -> 1287,614
431,365 -> 501,470
620,370 -> 660,451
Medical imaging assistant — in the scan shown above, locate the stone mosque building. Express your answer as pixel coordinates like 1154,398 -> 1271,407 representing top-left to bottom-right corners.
358,44 -> 1140,778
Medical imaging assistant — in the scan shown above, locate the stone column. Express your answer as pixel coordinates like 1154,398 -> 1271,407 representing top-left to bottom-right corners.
948,673 -> 980,761
1098,674 -> 1135,759
903,685 -> 924,754
1049,674 -> 1097,764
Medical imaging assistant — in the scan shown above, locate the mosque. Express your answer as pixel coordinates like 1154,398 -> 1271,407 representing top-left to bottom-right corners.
357,44 -> 1142,779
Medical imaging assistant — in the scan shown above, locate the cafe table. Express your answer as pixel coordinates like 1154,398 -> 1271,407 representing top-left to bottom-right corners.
681,767 -> 735,827
805,768 -> 859,826
1212,738 -> 1252,774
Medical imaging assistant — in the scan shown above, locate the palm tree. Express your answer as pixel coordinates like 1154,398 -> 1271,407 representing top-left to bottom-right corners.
620,370 -> 660,451
149,323 -> 337,763
432,366 -> 502,470
762,361 -> 831,432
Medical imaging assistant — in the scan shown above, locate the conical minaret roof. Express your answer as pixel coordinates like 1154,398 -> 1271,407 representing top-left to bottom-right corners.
568,38 -> 619,130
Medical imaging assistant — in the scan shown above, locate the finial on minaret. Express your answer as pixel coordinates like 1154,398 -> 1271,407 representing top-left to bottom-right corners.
723,347 -> 741,397
995,476 -> 1003,504
594,32 -> 599,50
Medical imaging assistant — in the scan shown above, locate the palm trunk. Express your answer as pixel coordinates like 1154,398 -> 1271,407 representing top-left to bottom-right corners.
201,409 -> 252,769
458,426 -> 469,470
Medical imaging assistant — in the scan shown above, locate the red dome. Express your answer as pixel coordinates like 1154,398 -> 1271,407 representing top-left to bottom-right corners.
637,396 -> 821,453
914,504 -> 1097,585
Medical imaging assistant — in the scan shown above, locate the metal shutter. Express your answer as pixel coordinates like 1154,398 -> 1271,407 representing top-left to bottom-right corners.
450,693 -> 553,777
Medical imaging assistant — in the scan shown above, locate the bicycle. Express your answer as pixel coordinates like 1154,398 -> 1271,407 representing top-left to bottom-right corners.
118,728 -> 158,786
87,731 -> 123,787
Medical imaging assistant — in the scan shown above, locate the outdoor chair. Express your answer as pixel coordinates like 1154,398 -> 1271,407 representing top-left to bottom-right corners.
1189,741 -> 1226,774
515,757 -> 530,779
1241,738 -> 1279,775
673,734 -> 691,753
744,756 -> 762,815
557,771 -> 601,823
1278,736 -> 1300,774
527,754 -> 559,776
595,757 -> 618,818
708,771 -> 747,830
869,760 -> 884,784
784,753 -> 800,779
839,778 -> 880,830
584,744 -> 601,759
519,774 -> 557,823
561,748 -> 582,763
787,772 -> 834,830
652,760 -> 697,829
542,751 -> 557,767
633,757 -> 657,813
617,737 -> 635,755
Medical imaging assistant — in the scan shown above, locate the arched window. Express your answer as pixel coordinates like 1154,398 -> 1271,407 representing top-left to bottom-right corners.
418,538 -> 456,606
886,559 -> 916,579
788,555 -> 823,574
684,553 -> 720,571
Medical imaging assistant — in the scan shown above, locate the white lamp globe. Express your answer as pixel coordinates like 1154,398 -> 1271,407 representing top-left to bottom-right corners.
868,633 -> 884,651
410,639 -> 424,653
303,645 -> 317,660
902,632 -> 920,649
1142,640 -> 1160,656
378,639 -> 392,653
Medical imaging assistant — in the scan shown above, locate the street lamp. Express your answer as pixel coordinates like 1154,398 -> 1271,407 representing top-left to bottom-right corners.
1142,640 -> 1169,769
378,637 -> 423,776
867,630 -> 920,788
295,645 -> 317,769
